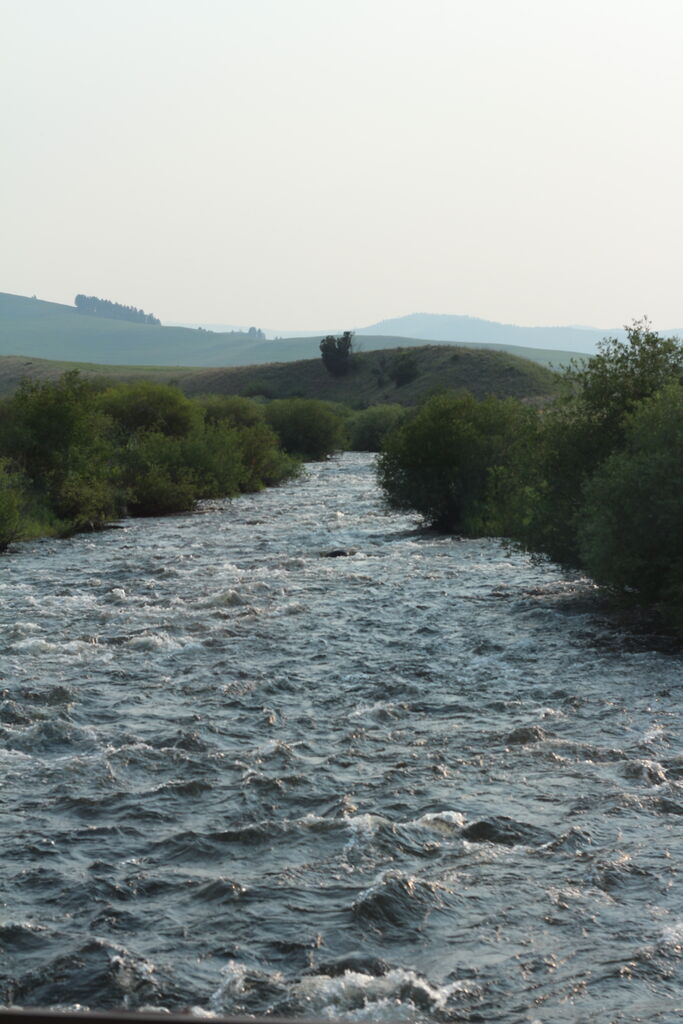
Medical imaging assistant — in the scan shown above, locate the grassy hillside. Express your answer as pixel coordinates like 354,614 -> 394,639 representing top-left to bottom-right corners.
352,334 -> 580,369
0,354 -> 200,395
0,344 -> 558,405
182,345 -> 557,404
0,292 -> 264,366
0,292 -> 579,368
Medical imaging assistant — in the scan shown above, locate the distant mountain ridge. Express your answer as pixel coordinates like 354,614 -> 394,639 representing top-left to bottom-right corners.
2,292 -> 681,368
173,311 -> 683,356
356,313 -> 683,354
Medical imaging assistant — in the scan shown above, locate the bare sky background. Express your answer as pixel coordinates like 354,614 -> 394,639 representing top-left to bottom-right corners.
2,0 -> 683,330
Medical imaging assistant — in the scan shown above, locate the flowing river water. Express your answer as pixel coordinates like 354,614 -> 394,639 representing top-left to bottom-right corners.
2,453 -> 683,1023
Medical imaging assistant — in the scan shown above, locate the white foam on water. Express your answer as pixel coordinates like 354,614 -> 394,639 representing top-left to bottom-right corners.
660,921 -> 683,948
349,701 -> 396,719
345,813 -> 388,833
292,967 -> 475,1019
0,747 -> 34,764
5,621 -> 42,638
641,723 -> 667,744
10,637 -> 59,654
5,452 -> 683,1021
277,602 -> 307,616
126,632 -> 182,651
210,960 -> 284,1012
414,810 -> 466,834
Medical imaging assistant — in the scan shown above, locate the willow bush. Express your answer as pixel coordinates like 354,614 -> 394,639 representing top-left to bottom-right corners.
377,392 -> 537,534
578,382 -> 683,624
376,322 -> 683,628
264,398 -> 347,460
0,374 -> 299,542
346,404 -> 408,452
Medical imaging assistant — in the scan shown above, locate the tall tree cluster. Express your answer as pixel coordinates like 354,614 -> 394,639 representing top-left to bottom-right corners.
74,294 -> 161,325
320,331 -> 354,376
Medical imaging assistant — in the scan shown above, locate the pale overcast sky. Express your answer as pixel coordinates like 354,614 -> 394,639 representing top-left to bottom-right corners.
2,0 -> 683,330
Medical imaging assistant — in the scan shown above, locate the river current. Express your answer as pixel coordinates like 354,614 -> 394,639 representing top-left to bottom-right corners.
2,453 -> 683,1022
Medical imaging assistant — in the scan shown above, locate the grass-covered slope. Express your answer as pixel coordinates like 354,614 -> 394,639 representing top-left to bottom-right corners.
0,293 -> 266,366
0,344 -> 558,405
0,292 -> 578,368
183,345 -> 557,404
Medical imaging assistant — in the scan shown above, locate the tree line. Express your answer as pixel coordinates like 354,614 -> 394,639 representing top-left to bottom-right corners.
74,294 -> 161,325
377,320 -> 683,631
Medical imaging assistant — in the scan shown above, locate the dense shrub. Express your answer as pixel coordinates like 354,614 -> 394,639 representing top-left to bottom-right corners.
118,431 -> 202,516
515,320 -> 683,568
377,392 -> 537,533
578,382 -> 683,621
389,351 -> 419,386
347,404 -> 408,451
0,460 -> 25,550
200,395 -> 266,429
0,373 -> 299,543
233,422 -> 298,490
0,372 -> 121,534
196,396 -> 297,489
264,398 -> 347,459
97,381 -> 200,439
374,324 -> 683,626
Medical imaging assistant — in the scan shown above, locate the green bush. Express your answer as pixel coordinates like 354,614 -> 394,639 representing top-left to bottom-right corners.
233,421 -> 299,490
578,382 -> 683,619
264,398 -> 347,460
0,460 -> 25,549
389,351 -> 419,387
347,404 -> 408,451
515,320 -> 683,568
52,469 -> 121,532
377,392 -> 537,533
0,373 -> 301,544
0,372 -> 105,479
96,381 -> 200,439
0,372 -> 121,532
507,401 -> 600,566
118,431 -> 202,516
200,395 -> 266,429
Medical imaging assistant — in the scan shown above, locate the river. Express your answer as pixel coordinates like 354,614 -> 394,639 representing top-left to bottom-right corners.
2,453 -> 683,1022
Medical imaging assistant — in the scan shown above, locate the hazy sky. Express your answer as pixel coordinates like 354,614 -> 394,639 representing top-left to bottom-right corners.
3,0 -> 683,330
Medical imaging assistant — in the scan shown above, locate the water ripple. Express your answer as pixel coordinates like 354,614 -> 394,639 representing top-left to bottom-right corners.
2,454 -> 683,1022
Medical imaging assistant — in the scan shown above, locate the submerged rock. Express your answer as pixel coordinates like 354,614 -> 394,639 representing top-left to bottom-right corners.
506,725 -> 547,745
314,952 -> 392,977
461,816 -> 553,847
321,548 -> 358,558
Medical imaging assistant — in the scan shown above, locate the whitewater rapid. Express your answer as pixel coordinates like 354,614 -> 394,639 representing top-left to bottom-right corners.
2,453 -> 683,1022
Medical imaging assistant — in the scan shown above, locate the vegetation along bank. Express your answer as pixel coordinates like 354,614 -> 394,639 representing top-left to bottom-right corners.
0,378 -> 340,547
4,320 -> 680,633
377,321 -> 683,632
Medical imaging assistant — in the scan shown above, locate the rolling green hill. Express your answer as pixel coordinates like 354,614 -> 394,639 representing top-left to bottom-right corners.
0,292 -> 580,369
0,344 -> 558,405
0,292 -> 261,366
